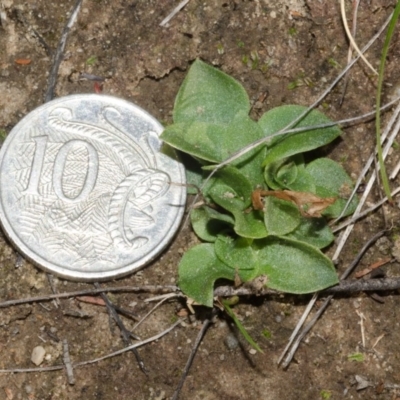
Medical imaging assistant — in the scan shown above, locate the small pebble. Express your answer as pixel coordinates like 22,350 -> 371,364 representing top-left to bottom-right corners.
31,346 -> 46,366
249,349 -> 257,355
275,315 -> 282,323
224,333 -> 239,350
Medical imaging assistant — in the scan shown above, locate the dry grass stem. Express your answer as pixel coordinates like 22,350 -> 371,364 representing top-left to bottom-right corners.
340,0 -> 378,75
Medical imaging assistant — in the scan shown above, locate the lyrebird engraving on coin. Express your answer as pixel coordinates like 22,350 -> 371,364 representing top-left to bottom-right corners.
0,95 -> 186,280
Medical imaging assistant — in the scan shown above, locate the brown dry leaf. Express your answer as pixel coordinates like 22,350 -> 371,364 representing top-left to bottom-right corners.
251,189 -> 265,210
354,258 -> 391,279
15,58 -> 31,65
252,189 -> 336,217
76,296 -> 106,306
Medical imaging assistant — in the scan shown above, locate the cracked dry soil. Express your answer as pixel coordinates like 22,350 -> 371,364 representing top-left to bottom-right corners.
2,0 -> 400,399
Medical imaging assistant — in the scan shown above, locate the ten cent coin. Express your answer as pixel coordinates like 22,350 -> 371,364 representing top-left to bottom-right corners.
0,94 -> 186,280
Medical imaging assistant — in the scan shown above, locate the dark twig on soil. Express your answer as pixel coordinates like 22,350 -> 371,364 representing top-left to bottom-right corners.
44,0 -> 83,102
93,282 -> 146,375
63,339 -> 75,385
340,229 -> 387,280
213,277 -> 400,297
2,271 -> 400,311
172,309 -> 219,400
0,285 -> 179,308
112,304 -> 140,321
15,9 -> 52,56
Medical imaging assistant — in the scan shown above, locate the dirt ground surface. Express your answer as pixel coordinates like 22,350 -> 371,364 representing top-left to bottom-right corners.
1,0 -> 400,399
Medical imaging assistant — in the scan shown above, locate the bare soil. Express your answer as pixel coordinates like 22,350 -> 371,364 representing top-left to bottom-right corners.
1,0 -> 400,399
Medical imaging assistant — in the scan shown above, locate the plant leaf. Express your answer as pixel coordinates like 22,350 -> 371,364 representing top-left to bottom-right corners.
264,154 -> 304,190
214,236 -> 258,274
161,121 -> 225,163
286,217 -> 334,249
259,105 -> 341,165
305,158 -> 358,217
208,168 -> 267,238
232,210 -> 268,239
178,243 -> 234,307
209,166 -> 253,208
173,59 -> 250,125
263,196 -> 301,236
284,163 -> 316,193
255,236 -> 338,293
162,111 -> 267,171
222,300 -> 263,353
190,207 -> 234,242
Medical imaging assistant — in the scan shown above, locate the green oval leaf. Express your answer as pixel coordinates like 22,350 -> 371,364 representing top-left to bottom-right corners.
255,236 -> 338,293
208,166 -> 253,209
191,207 -> 234,242
259,105 -> 341,165
162,111 -> 267,169
305,158 -> 358,217
286,217 -> 334,249
173,59 -> 250,125
178,244 -> 234,307
208,168 -> 268,238
264,197 -> 301,236
214,236 -> 257,272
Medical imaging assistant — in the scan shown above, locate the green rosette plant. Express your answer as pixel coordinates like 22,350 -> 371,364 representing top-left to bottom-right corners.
161,59 -> 357,308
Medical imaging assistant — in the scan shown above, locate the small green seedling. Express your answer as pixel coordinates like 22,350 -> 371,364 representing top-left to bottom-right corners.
320,390 -> 332,399
86,56 -> 97,66
262,329 -> 272,339
161,60 -> 357,309
348,352 -> 364,362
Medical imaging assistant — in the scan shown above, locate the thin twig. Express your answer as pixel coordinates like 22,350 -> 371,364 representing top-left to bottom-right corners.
340,0 -> 377,75
340,0 -> 361,105
332,185 -> 400,233
280,294 -> 332,368
94,283 -> 146,374
44,0 -> 83,102
133,293 -> 182,331
74,319 -> 182,367
15,9 -> 52,56
334,101 -> 400,222
160,0 -> 190,27
277,293 -> 318,365
63,339 -> 75,385
213,277 -> 400,297
172,309 -> 218,400
0,285 -> 179,309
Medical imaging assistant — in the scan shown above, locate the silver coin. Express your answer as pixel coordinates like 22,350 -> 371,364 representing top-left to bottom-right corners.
0,94 -> 186,280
